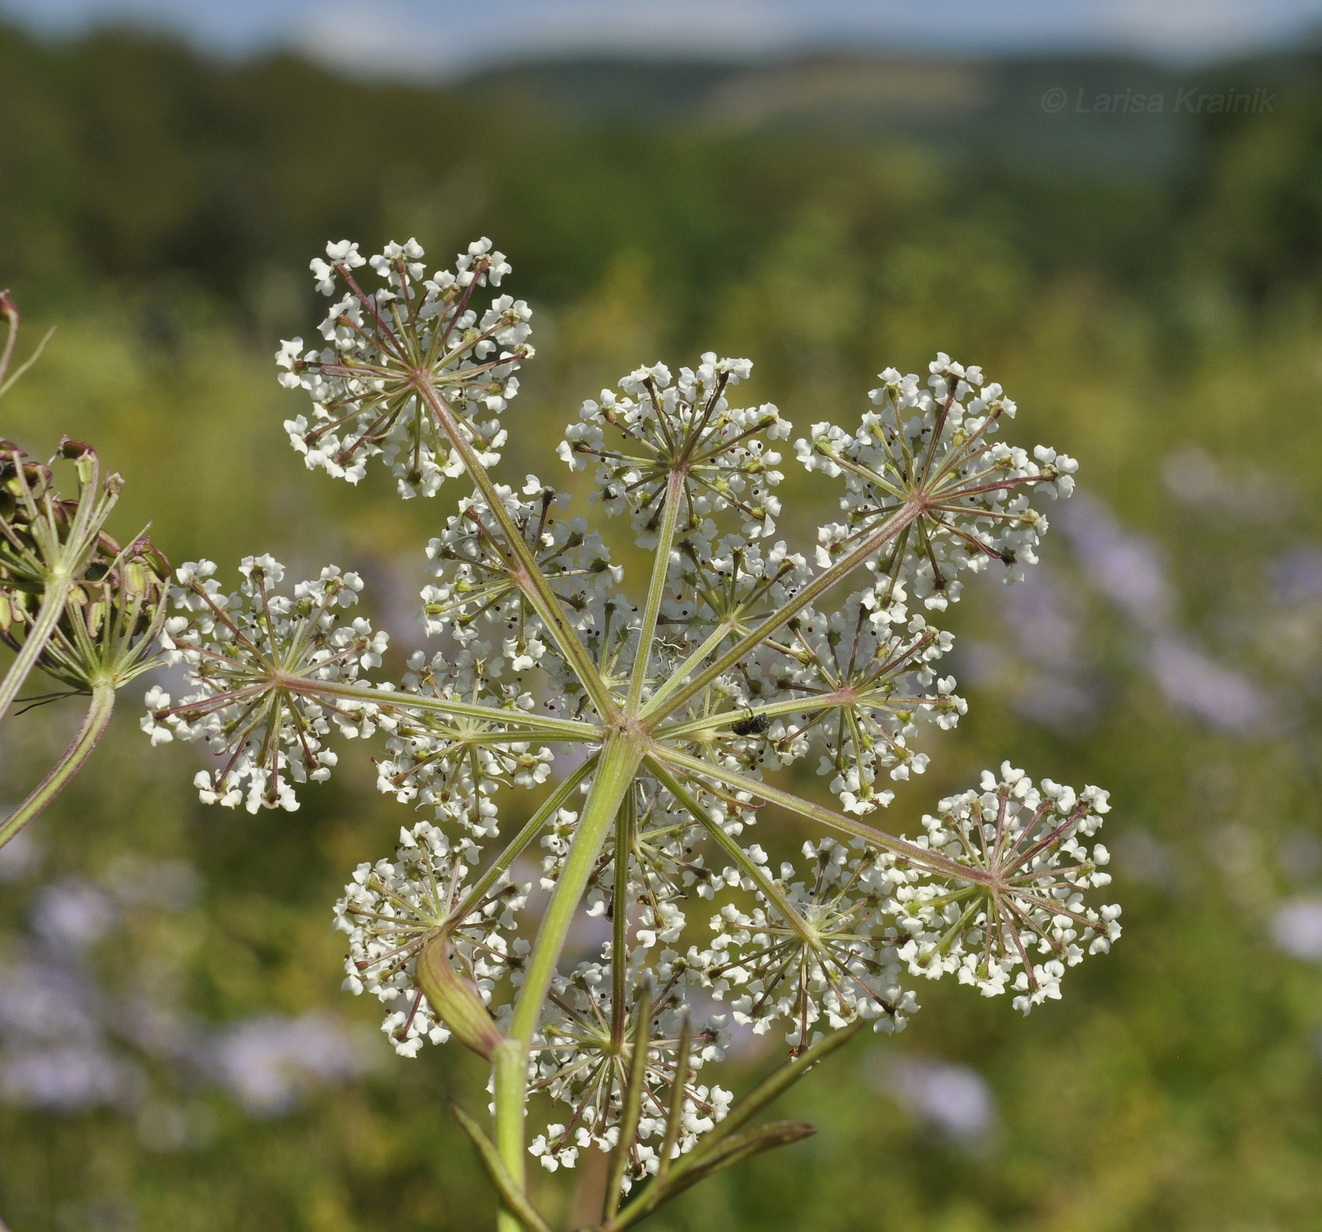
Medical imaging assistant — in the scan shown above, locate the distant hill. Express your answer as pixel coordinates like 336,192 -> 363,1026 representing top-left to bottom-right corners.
464,48 -> 1320,181
5,15 -> 1322,316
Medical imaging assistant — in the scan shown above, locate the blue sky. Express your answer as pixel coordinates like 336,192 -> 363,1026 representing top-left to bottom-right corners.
5,0 -> 1322,75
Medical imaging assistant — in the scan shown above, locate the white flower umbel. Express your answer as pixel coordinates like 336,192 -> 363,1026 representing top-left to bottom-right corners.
560,355 -> 790,543
889,763 -> 1120,1011
698,839 -> 919,1050
279,238 -> 532,498
148,235 -> 1119,1229
141,557 -> 386,811
799,356 -> 1077,614
421,478 -> 620,656
530,961 -> 731,1188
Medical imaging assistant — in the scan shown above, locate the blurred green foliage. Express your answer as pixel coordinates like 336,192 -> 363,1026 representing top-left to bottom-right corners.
3,18 -> 1322,1232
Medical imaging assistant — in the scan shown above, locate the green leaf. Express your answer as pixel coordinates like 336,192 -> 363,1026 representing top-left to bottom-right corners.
609,1024 -> 862,1229
659,1121 -> 818,1201
447,1099 -> 554,1232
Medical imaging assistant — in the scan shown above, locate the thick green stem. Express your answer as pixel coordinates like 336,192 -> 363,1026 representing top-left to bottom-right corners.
0,571 -> 71,724
493,1039 -> 530,1232
641,501 -> 924,725
609,788 -> 634,1050
491,731 -> 645,1224
509,734 -> 645,1044
417,381 -> 617,719
625,470 -> 685,712
0,684 -> 114,850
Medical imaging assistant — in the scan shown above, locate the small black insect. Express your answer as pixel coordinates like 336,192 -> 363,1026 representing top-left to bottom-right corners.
731,708 -> 769,737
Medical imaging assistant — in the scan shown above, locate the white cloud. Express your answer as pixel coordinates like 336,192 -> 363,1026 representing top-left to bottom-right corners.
497,0 -> 798,58
1099,0 -> 1256,58
293,0 -> 799,77
295,1 -> 459,76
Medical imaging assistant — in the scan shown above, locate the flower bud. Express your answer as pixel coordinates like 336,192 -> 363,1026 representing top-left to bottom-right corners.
416,929 -> 506,1061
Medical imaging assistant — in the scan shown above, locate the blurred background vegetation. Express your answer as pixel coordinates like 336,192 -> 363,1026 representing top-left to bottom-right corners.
4,15 -> 1322,1231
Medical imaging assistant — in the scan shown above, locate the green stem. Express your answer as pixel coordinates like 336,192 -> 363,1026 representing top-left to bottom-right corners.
610,787 -> 634,1050
416,381 -> 618,720
455,756 -> 599,919
640,501 -> 924,725
296,679 -> 603,739
0,684 -> 114,850
647,758 -> 813,943
509,734 -> 645,1045
492,1038 -> 529,1232
492,731 -> 646,1221
650,743 -> 992,886
0,572 -> 72,725
625,470 -> 685,712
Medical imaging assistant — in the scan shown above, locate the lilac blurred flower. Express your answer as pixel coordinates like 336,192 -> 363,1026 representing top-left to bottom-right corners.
1268,548 -> 1322,607
1,1045 -> 140,1111
0,828 -> 40,882
1272,897 -> 1322,961
32,877 -> 116,950
0,954 -> 143,1111
211,1012 -> 374,1115
1163,447 -> 1289,522
885,1058 -> 996,1143
1146,635 -> 1271,735
1059,494 -> 1172,631
1111,828 -> 1177,888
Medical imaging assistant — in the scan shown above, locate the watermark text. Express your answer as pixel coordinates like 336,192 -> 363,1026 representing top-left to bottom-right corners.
1040,86 -> 1276,116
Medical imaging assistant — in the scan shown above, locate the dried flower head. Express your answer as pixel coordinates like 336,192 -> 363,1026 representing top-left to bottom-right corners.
0,440 -> 166,698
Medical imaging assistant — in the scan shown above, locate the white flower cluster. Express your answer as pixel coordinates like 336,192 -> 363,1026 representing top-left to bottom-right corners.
799,355 -> 1077,614
559,355 -> 790,543
888,763 -> 1120,1012
757,603 -> 963,814
278,238 -> 532,498
335,820 -> 528,1057
375,651 -> 553,858
662,536 -> 811,644
421,477 -> 620,662
140,556 -> 386,811
696,839 -> 919,1049
530,962 -> 731,1184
